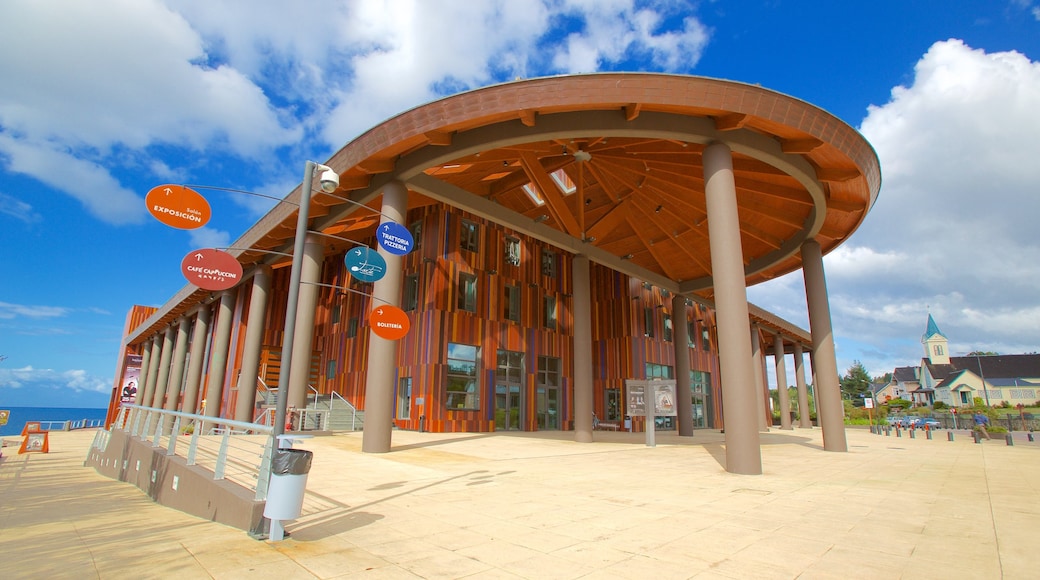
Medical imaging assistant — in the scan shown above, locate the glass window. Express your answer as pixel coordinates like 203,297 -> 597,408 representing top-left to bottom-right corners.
606,388 -> 621,421
347,317 -> 359,338
538,356 -> 560,387
331,304 -> 341,324
325,359 -> 336,380
663,315 -> 672,342
644,307 -> 655,338
498,350 -> 525,384
505,237 -> 521,266
458,272 -> 477,312
645,363 -> 674,379
541,250 -> 556,277
543,296 -> 557,330
701,326 -> 711,351
505,284 -> 521,323
447,343 -> 480,409
396,377 -> 411,419
409,220 -> 423,251
403,274 -> 419,311
460,219 -> 480,252
688,320 -> 696,348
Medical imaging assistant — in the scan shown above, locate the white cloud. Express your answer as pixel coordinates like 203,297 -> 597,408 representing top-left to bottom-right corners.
0,191 -> 40,224
188,227 -> 233,251
0,365 -> 110,394
0,302 -> 69,320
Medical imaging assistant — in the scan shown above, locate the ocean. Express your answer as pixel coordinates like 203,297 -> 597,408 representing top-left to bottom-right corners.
0,407 -> 108,437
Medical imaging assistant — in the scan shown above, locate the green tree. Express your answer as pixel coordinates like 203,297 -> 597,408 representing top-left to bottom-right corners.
873,371 -> 892,384
840,360 -> 872,406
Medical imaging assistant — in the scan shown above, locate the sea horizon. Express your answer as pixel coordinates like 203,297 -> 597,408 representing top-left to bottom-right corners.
0,406 -> 108,437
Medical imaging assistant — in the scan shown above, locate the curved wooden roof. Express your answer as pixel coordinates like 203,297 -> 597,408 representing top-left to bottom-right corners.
131,73 -> 879,342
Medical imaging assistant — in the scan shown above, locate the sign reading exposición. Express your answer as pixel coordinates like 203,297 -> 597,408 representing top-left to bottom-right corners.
146,185 -> 211,229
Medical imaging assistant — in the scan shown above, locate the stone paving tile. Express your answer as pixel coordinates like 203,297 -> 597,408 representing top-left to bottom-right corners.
2,426 -> 1039,578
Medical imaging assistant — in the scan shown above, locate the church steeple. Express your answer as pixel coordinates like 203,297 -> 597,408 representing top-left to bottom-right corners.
922,314 -> 950,365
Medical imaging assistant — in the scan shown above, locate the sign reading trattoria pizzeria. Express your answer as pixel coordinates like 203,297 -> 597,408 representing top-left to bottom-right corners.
180,248 -> 243,291
146,185 -> 211,229
376,221 -> 414,256
369,305 -> 410,340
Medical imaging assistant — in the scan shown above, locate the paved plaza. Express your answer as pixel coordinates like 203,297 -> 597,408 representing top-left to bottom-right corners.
1,426 -> 1037,578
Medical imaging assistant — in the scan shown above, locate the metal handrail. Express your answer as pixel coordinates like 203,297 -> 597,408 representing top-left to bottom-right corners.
104,404 -> 275,501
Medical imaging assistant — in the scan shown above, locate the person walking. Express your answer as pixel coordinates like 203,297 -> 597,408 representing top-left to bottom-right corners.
973,412 -> 992,440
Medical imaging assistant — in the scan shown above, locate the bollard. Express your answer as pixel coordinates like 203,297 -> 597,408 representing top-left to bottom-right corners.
895,427 -> 902,438
909,428 -> 916,439
973,430 -> 981,444
1029,432 -> 1034,442
948,431 -> 954,442
1006,434 -> 1014,446
926,430 -> 933,440
885,426 -> 890,436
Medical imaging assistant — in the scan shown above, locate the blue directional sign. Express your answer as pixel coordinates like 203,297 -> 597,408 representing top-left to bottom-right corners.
344,246 -> 387,283
377,221 -> 413,256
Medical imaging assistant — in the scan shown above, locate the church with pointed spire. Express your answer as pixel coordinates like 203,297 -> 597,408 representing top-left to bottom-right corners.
878,315 -> 1040,408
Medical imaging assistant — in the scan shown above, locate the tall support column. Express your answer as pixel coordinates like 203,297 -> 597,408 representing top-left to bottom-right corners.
750,325 -> 770,431
235,265 -> 272,423
203,291 -> 236,419
164,317 -> 190,413
673,295 -> 693,436
801,239 -> 847,452
134,339 -> 153,406
151,326 -> 176,409
181,307 -> 211,415
703,141 -> 761,475
794,343 -> 812,428
362,180 -> 408,453
288,235 -> 324,412
573,254 -> 594,443
773,333 -> 792,430
140,338 -> 162,408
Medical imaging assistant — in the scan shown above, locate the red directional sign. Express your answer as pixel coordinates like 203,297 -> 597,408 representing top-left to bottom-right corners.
369,305 -> 410,340
146,184 -> 211,229
180,249 -> 243,291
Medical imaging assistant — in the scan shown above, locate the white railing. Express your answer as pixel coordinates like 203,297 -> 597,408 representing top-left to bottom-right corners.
97,404 -> 276,501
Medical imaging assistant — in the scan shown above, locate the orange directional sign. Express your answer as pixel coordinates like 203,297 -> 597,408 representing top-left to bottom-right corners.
370,305 -> 410,340
146,184 -> 211,229
180,248 -> 243,291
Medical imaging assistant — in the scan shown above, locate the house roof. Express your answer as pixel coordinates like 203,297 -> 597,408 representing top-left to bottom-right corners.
893,366 -> 919,383
926,354 -> 1040,383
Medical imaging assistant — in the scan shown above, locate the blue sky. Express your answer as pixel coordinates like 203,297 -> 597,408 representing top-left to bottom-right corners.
1,0 -> 1039,408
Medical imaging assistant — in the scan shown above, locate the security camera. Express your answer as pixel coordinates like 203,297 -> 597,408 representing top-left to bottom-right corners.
319,168 -> 339,193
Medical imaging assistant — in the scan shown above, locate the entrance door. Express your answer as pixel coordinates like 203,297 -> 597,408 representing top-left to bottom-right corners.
495,350 -> 524,431
537,386 -> 559,429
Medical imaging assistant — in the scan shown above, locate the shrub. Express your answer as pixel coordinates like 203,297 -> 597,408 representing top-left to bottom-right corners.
933,401 -> 947,410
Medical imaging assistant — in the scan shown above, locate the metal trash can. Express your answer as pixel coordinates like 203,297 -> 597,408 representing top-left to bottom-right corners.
263,448 -> 313,520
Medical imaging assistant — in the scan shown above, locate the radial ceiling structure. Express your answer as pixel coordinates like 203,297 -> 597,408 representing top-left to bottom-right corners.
131,73 -> 880,340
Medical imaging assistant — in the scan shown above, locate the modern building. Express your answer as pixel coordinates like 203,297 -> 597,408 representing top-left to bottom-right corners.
107,73 -> 881,475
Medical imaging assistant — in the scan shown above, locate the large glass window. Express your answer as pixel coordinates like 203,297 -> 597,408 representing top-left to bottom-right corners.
505,284 -> 521,323
397,377 -> 411,419
606,388 -> 621,421
460,219 -> 480,252
644,307 -> 655,338
646,363 -> 674,380
543,296 -> 557,330
663,314 -> 672,342
541,250 -> 556,277
403,274 -> 419,311
447,343 -> 480,409
505,237 -> 521,266
458,272 -> 477,312
701,325 -> 711,351
537,356 -> 560,387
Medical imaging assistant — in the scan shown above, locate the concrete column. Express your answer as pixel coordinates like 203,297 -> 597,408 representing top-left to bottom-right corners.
181,307 -> 211,415
750,325 -> 770,431
150,326 -> 176,409
140,338 -> 162,408
203,291 -> 236,419
774,333 -> 792,430
134,339 -> 153,406
288,234 -> 324,411
235,265 -> 272,423
573,254 -> 594,443
673,295 -> 693,436
703,141 -> 761,475
164,316 -> 190,413
801,239 -> 847,452
362,180 -> 408,453
794,343 -> 812,428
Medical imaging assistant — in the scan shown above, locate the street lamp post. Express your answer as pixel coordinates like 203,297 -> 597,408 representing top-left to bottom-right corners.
272,161 -> 338,439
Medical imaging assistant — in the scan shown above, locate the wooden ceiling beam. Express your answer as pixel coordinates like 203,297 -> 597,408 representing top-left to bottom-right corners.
519,151 -> 582,236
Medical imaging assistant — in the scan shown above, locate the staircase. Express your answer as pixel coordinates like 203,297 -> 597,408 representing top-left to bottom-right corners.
253,378 -> 364,431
